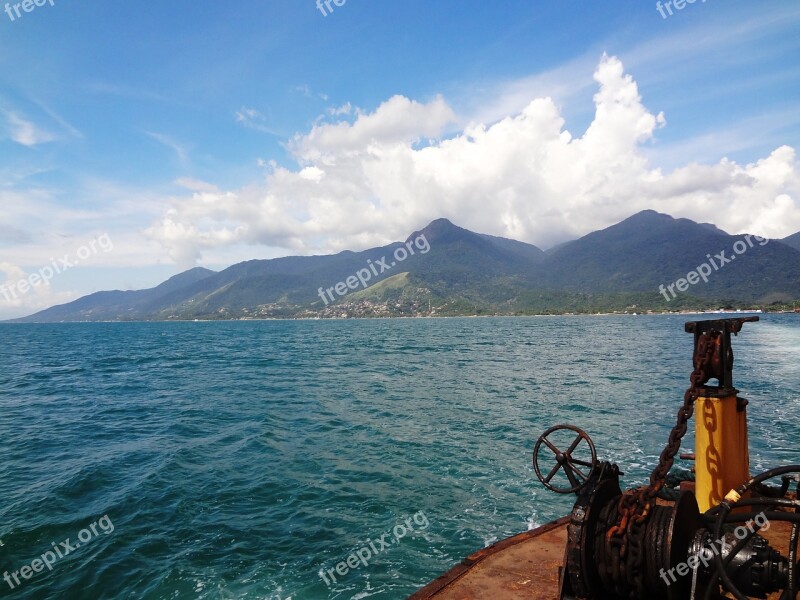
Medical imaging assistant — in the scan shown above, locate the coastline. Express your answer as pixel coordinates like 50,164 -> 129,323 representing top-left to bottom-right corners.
4,308 -> 795,325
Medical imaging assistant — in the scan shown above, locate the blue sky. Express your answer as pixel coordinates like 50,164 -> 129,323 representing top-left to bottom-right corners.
1,0 -> 799,318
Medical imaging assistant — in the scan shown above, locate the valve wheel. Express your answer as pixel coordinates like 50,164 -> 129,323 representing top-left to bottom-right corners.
533,424 -> 598,494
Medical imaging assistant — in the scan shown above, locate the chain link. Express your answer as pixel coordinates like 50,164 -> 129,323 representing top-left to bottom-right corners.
603,330 -> 720,594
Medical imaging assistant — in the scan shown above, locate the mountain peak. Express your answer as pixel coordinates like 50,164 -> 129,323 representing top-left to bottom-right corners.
408,218 -> 469,244
427,217 -> 456,228
623,210 -> 674,225
609,210 -> 728,240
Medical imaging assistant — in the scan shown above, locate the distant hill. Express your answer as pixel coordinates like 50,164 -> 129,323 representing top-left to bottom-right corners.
781,232 -> 800,252
10,211 -> 800,321
540,210 -> 800,302
20,267 -> 217,322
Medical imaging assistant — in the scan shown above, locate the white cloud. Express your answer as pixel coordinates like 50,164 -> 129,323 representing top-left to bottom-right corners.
291,84 -> 328,101
0,261 -> 72,313
235,106 -> 280,136
290,94 -> 457,161
292,85 -> 312,98
146,55 -> 800,264
0,224 -> 32,245
175,177 -> 219,193
327,102 -> 353,117
0,177 -> 177,272
145,131 -> 189,163
31,99 -> 83,140
2,109 -> 55,146
0,260 -> 94,317
0,225 -> 170,318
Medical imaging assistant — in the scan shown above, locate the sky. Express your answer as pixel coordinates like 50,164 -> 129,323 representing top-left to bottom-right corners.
0,0 -> 799,318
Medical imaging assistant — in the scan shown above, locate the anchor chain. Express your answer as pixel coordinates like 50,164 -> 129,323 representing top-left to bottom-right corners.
603,329 -> 720,596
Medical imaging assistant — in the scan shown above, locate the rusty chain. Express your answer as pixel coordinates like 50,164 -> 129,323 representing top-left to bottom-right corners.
603,329 -> 720,595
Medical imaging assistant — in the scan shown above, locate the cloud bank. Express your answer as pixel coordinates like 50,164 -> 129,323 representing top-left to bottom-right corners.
147,54 -> 800,266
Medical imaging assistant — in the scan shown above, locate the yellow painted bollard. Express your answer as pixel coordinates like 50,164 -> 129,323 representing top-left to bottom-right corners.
694,393 -> 750,512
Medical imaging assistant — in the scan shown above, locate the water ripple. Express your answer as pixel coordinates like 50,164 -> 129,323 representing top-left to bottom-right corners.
0,316 -> 797,598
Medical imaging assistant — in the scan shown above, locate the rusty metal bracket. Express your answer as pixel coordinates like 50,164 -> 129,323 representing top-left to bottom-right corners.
684,316 -> 758,393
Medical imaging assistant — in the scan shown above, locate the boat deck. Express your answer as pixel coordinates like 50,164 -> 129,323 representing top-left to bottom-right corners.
408,515 -> 796,599
408,517 -> 568,600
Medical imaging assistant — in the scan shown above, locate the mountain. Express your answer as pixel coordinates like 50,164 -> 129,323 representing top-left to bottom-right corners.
541,210 -> 800,301
781,232 -> 800,252
20,267 -> 217,322
13,219 -> 546,321
10,212 -> 800,322
699,222 -> 728,235
478,233 -> 546,263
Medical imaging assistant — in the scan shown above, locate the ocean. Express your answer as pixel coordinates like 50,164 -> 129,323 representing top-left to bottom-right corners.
1,315 -> 798,599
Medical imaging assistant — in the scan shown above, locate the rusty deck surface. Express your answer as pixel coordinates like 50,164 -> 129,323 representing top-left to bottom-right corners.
408,517 -> 569,600
408,514 -> 796,600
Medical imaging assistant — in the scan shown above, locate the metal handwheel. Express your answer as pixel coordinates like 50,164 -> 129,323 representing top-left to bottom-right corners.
533,424 -> 598,494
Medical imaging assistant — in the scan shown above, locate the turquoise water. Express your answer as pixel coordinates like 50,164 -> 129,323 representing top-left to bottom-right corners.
0,315 -> 798,599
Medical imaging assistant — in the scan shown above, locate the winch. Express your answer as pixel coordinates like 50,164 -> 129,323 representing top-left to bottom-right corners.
533,317 -> 800,599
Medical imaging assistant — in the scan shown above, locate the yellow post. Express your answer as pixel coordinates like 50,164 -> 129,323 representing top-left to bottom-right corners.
686,318 -> 757,512
694,394 -> 750,512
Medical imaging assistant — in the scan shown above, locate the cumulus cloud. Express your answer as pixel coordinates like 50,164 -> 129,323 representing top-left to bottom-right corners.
289,94 -> 457,160
146,54 -> 800,266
